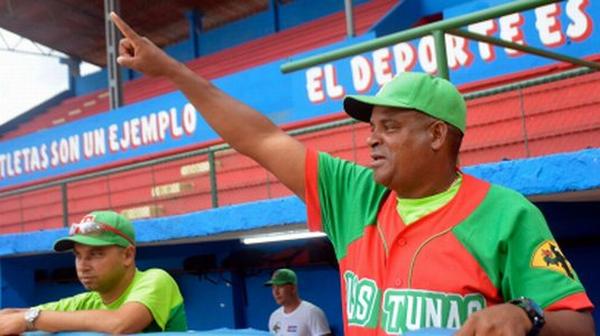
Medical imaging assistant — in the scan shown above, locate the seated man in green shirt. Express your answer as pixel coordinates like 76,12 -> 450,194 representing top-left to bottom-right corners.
0,210 -> 187,334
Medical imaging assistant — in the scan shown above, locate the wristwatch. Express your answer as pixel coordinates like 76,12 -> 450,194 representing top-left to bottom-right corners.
24,307 -> 41,331
509,297 -> 545,336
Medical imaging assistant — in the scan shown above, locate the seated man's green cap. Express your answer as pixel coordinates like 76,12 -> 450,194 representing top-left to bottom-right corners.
344,72 -> 467,132
264,268 -> 297,286
53,210 -> 136,252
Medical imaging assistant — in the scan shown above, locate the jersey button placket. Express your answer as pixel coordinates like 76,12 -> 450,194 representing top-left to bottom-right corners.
388,234 -> 411,290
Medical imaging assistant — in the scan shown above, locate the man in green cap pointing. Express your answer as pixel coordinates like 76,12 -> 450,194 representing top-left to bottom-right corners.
0,210 -> 187,334
109,13 -> 594,336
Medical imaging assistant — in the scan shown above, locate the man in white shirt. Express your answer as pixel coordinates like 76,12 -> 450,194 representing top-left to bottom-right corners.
266,268 -> 332,336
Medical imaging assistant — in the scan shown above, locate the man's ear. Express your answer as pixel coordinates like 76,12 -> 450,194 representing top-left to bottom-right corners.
429,120 -> 448,151
123,245 -> 136,266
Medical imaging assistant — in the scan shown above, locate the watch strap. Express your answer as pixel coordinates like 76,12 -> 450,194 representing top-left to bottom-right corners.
509,297 -> 545,336
24,307 -> 41,331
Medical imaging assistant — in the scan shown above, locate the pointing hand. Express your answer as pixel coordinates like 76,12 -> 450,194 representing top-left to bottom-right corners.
110,12 -> 182,78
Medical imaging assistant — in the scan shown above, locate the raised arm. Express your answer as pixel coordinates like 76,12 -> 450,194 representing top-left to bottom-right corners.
110,13 -> 306,199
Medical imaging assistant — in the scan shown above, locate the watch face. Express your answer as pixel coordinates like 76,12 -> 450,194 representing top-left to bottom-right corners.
510,297 -> 545,335
25,308 -> 40,322
529,300 -> 544,316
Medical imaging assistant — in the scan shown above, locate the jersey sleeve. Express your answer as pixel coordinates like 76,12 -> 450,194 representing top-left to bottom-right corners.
456,184 -> 593,311
124,269 -> 186,330
501,196 -> 593,310
305,149 -> 388,259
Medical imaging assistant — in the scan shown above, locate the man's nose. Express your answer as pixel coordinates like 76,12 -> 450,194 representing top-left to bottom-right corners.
77,258 -> 92,270
367,131 -> 380,148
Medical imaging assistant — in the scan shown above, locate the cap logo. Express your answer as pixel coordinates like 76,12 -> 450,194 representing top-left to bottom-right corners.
69,215 -> 100,235
69,214 -> 134,246
531,240 -> 575,279
79,214 -> 96,225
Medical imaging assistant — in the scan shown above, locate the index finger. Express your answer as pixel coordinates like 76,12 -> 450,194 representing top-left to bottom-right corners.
110,12 -> 141,41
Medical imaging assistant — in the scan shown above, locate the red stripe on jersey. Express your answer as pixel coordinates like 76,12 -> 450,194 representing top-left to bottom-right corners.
305,149 -> 323,232
547,292 -> 594,311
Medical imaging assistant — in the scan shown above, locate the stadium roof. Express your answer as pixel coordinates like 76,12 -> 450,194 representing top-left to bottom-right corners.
0,0 -> 268,66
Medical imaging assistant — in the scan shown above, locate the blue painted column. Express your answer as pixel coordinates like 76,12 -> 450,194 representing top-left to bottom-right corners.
231,270 -> 248,328
269,0 -> 280,33
0,260 -> 3,308
59,57 -> 81,96
186,10 -> 203,59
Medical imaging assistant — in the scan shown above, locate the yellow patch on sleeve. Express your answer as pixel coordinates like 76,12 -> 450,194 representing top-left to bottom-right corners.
531,240 -> 575,279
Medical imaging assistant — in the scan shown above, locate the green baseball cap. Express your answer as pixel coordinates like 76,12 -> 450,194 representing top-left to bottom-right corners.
53,210 -> 136,252
264,268 -> 297,286
344,72 -> 467,132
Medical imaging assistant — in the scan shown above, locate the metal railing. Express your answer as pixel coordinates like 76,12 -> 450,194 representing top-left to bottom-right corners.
280,0 -> 599,79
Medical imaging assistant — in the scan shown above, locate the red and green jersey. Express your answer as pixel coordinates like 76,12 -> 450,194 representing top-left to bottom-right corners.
305,150 -> 593,335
